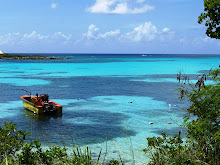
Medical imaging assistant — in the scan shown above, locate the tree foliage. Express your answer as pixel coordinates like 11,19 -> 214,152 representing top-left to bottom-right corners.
198,0 -> 220,39
0,122 -> 29,161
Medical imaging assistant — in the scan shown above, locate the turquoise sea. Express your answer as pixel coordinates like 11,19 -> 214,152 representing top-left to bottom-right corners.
0,54 -> 219,164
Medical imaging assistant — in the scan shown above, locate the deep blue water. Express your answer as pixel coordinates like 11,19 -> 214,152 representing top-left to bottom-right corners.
0,54 -> 219,164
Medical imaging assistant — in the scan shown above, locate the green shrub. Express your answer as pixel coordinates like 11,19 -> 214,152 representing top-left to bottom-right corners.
17,140 -> 68,164
0,122 -> 29,161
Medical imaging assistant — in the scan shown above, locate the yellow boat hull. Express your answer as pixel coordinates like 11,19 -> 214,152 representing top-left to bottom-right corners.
22,99 -> 44,114
21,95 -> 62,114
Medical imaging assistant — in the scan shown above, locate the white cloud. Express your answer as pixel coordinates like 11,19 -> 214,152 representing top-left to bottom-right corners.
82,24 -> 120,40
0,32 -> 21,45
122,22 -> 158,42
87,0 -> 154,14
120,22 -> 176,42
100,29 -> 120,38
0,31 -> 72,46
159,28 -> 175,41
162,27 -> 170,32
0,23 -> 176,52
51,3 -> 57,9
23,31 -> 48,40
88,0 -> 114,14
111,3 -> 128,14
52,32 -> 72,41
81,22 -> 175,44
82,24 -> 100,40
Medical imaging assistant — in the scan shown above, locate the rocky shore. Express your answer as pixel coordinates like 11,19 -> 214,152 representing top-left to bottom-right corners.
0,54 -> 69,60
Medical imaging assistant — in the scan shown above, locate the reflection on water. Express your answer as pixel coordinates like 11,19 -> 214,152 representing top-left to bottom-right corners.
22,109 -> 63,122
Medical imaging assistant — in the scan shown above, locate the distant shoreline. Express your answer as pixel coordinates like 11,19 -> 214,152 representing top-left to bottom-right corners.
0,53 -> 69,60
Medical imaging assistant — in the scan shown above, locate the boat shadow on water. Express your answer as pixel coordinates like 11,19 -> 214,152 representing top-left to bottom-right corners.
22,108 -> 62,122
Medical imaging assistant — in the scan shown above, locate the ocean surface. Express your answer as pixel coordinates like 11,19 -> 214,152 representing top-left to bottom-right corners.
0,54 -> 219,164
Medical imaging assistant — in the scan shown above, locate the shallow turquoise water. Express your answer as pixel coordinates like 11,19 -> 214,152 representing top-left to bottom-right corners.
0,54 -> 219,164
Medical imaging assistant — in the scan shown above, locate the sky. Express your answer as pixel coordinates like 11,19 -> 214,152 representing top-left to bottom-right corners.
0,0 -> 219,54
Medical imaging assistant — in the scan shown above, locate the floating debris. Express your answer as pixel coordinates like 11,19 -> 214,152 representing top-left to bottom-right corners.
167,122 -> 172,124
149,122 -> 154,125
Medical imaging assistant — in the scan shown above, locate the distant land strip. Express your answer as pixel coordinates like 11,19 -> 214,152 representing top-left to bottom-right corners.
0,53 -> 69,60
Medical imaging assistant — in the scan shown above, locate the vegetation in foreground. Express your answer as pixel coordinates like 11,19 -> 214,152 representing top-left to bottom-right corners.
0,122 -> 123,165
